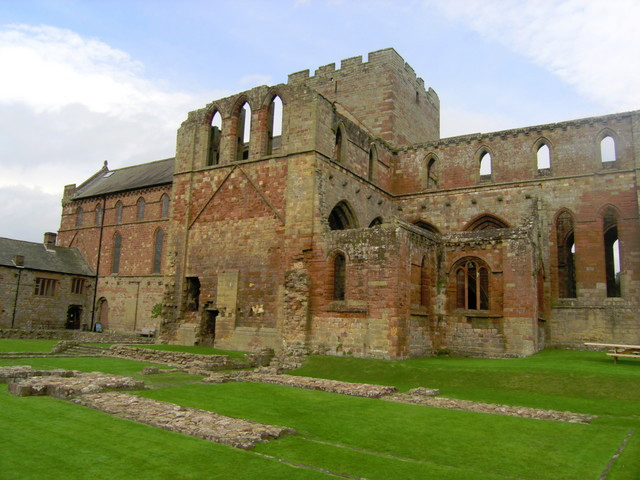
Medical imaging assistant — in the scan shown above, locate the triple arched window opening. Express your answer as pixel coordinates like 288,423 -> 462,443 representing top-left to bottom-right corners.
207,95 -> 283,166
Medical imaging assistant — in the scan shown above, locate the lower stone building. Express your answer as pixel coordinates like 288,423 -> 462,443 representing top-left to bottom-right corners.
55,49 -> 640,359
0,233 -> 95,330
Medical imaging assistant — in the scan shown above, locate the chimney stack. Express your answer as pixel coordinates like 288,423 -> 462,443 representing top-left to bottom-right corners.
44,232 -> 57,248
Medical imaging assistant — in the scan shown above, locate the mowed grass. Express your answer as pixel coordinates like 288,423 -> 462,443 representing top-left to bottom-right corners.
1,344 -> 639,479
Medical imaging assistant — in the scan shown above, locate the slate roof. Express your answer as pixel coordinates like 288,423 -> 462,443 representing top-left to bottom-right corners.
0,237 -> 95,276
74,158 -> 175,199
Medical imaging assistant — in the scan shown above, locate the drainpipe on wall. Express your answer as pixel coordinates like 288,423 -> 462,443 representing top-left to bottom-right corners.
11,256 -> 25,328
90,195 -> 107,331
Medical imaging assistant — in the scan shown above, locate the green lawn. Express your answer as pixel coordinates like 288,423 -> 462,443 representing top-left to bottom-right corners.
1,344 -> 638,479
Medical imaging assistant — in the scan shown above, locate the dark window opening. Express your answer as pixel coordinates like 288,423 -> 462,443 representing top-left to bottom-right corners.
112,233 -> 122,274
556,211 -> 576,298
465,215 -> 509,231
208,111 -> 222,166
334,127 -> 344,162
414,221 -> 439,234
333,253 -> 346,301
65,305 -> 82,329
185,277 -> 200,312
368,145 -> 376,181
71,278 -> 85,294
603,209 -> 621,297
34,278 -> 57,296
329,201 -> 357,230
427,157 -> 438,188
137,198 -> 145,221
153,230 -> 164,274
369,217 -> 383,228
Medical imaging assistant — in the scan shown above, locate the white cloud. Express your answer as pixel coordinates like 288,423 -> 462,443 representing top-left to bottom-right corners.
428,0 -> 640,112
0,24 -> 224,241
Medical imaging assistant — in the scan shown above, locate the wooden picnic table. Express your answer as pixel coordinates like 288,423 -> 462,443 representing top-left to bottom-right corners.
584,342 -> 640,364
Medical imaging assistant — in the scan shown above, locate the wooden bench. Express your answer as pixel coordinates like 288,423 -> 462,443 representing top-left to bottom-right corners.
584,343 -> 640,364
140,327 -> 156,337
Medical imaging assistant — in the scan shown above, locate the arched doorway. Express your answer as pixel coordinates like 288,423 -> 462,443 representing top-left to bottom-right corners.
97,298 -> 109,331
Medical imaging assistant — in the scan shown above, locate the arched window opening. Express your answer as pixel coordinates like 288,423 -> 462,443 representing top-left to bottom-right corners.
465,214 -> 509,231
153,229 -> 164,274
112,233 -> 122,274
266,95 -> 283,155
75,207 -> 83,227
414,221 -> 439,234
600,135 -> 616,164
161,194 -> 170,218
426,156 -> 438,188
369,217 -> 383,228
328,201 -> 358,230
603,209 -> 621,297
97,298 -> 109,330
479,150 -> 492,179
556,211 -> 576,298
236,102 -> 251,161
115,201 -> 123,224
368,145 -> 377,181
537,144 -> 551,173
137,197 -> 145,221
95,204 -> 103,226
207,111 -> 222,166
333,253 -> 346,301
455,259 -> 489,310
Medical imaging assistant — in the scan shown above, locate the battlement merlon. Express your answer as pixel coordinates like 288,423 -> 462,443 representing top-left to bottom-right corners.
288,48 -> 436,102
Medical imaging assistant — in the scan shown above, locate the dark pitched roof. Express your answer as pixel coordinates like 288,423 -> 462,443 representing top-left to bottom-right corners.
0,237 -> 95,276
74,158 -> 175,199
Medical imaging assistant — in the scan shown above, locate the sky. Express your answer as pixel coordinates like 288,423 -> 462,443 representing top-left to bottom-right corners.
1,0 -> 639,243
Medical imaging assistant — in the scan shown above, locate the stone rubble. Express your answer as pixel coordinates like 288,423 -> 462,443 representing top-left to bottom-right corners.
72,392 -> 295,450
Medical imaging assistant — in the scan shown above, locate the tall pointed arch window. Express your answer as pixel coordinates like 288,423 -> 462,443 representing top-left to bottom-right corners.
236,102 -> 251,161
153,229 -> 164,274
95,204 -> 103,226
603,208 -> 621,297
454,258 -> 489,310
536,143 -> 551,175
479,150 -> 492,181
368,144 -> 377,181
207,111 -> 222,166
556,211 -> 576,298
136,197 -> 145,221
161,194 -> 170,218
334,125 -> 346,163
426,155 -> 438,188
112,233 -> 122,274
333,252 -> 346,301
266,95 -> 283,155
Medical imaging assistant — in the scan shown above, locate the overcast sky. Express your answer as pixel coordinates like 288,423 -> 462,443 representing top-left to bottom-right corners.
1,0 -> 639,243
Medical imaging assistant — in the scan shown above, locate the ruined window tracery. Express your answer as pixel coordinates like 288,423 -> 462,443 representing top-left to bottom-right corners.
454,258 -> 489,310
603,208 -> 621,297
556,211 -> 576,298
207,111 -> 222,166
426,155 -> 438,188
